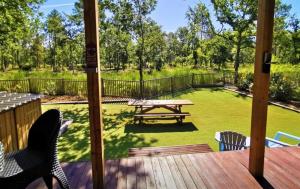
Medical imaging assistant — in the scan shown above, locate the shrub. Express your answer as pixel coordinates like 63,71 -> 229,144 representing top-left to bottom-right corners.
237,72 -> 254,91
19,63 -> 33,71
269,73 -> 294,102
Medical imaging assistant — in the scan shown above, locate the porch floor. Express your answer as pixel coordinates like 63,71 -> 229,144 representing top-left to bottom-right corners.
27,147 -> 300,189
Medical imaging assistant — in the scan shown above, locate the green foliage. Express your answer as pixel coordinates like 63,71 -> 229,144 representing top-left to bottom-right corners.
270,73 -> 294,101
211,0 -> 258,83
237,72 -> 254,91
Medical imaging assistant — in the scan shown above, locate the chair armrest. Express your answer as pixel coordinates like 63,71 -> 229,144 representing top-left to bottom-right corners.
59,119 -> 73,137
274,131 -> 300,141
265,137 -> 291,147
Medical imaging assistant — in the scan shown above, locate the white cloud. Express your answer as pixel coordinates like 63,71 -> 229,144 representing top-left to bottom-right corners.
41,3 -> 74,9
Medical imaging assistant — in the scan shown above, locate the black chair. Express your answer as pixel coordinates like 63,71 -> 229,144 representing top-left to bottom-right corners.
220,131 -> 247,151
0,109 -> 70,189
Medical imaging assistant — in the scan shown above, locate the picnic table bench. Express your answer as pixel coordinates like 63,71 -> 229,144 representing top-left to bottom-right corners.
128,144 -> 213,157
128,100 -> 194,124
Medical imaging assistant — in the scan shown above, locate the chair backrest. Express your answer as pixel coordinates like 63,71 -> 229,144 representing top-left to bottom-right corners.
220,131 -> 247,151
27,109 -> 62,154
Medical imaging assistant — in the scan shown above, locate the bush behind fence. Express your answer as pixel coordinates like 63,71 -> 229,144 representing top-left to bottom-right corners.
1,72 -> 298,100
0,73 -> 227,99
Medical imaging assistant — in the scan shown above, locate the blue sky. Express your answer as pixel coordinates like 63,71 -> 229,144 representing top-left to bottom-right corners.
41,0 -> 300,32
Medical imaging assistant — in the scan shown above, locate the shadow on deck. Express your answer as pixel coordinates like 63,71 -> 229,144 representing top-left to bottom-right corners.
27,147 -> 300,189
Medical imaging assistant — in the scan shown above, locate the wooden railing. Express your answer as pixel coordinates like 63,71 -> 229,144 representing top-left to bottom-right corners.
0,73 -> 232,99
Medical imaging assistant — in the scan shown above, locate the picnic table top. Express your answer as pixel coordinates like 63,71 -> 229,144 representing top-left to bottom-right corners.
128,99 -> 194,106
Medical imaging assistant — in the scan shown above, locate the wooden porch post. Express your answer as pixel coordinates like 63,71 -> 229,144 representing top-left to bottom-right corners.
83,0 -> 105,188
249,0 -> 275,178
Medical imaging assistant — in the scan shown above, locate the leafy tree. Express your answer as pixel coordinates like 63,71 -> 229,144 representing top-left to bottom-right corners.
273,0 -> 292,63
45,10 -> 67,71
143,22 -> 166,71
176,27 -> 190,58
128,0 -> 157,97
165,32 -> 180,65
289,14 -> 300,64
211,0 -> 257,84
0,0 -> 44,71
186,3 -> 214,67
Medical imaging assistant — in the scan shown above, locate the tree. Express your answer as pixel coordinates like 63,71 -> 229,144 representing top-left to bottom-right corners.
211,0 -> 257,84
289,14 -> 300,64
165,32 -> 180,65
143,22 -> 166,71
45,10 -> 67,71
186,3 -> 214,67
273,0 -> 292,63
129,0 -> 157,97
176,27 -> 190,58
0,0 -> 44,71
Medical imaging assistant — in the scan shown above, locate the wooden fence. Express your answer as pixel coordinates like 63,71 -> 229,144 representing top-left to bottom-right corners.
0,73 -> 231,99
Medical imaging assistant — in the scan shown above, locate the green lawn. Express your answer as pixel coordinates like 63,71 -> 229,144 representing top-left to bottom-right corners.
43,88 -> 300,162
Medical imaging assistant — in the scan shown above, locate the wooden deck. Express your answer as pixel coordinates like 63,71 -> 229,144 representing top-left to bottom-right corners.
128,144 -> 213,157
27,147 -> 300,189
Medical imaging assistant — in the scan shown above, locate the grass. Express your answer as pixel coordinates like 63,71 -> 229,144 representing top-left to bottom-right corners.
42,88 -> 300,162
0,66 -> 215,80
1,64 -> 299,81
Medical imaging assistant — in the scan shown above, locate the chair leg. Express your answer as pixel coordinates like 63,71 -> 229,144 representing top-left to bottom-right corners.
53,167 -> 70,189
43,175 -> 53,189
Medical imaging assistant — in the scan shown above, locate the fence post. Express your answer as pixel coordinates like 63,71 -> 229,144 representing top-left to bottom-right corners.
171,77 -> 174,97
192,73 -> 195,88
101,78 -> 104,97
61,79 -> 65,95
28,78 -> 33,93
223,72 -> 226,86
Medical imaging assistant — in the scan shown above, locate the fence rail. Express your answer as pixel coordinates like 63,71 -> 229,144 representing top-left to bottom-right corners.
0,73 -> 231,99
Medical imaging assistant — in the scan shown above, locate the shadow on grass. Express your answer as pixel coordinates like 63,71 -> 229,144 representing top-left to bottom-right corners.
234,93 -> 249,99
104,133 -> 158,159
58,108 -> 90,162
57,107 -> 157,161
124,122 -> 198,133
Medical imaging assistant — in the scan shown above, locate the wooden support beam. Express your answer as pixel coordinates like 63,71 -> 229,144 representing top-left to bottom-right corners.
83,0 -> 105,188
249,0 -> 275,178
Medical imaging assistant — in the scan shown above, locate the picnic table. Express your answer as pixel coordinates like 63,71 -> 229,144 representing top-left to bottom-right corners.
128,99 -> 194,124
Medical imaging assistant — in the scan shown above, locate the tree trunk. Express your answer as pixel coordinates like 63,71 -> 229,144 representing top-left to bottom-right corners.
234,32 -> 242,84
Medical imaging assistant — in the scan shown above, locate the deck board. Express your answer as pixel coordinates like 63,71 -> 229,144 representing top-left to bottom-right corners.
26,147 -> 300,189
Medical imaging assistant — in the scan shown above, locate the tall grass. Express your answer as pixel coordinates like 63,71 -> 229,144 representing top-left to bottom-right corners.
0,66 -> 215,81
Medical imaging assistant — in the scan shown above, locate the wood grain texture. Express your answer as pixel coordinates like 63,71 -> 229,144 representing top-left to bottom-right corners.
128,144 -> 213,157
83,0 -> 105,188
249,0 -> 276,178
0,99 -> 41,152
26,147 -> 300,189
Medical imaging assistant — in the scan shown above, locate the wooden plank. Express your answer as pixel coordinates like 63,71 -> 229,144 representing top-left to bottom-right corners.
264,156 -> 300,189
126,158 -> 137,189
72,162 -> 92,189
158,157 -> 177,189
249,0 -> 276,178
143,157 -> 157,189
188,153 -> 238,189
135,157 -> 147,189
117,158 -> 127,189
177,155 -> 207,189
128,144 -> 213,157
165,156 -> 188,189
105,160 -> 119,189
151,157 -> 166,189
212,152 -> 262,189
83,0 -> 105,188
173,155 -> 198,189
